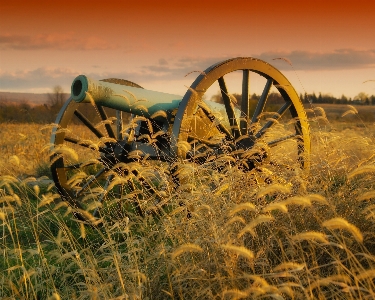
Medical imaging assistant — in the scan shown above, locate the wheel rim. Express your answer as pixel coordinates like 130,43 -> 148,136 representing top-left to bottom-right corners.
171,57 -> 310,171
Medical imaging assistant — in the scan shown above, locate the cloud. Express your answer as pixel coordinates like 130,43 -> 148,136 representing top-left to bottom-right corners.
143,65 -> 172,73
0,67 -> 79,92
139,49 -> 375,81
0,67 -> 159,92
0,33 -> 117,51
258,49 -> 375,70
158,58 -> 168,65
2,49 -> 375,93
142,56 -> 228,79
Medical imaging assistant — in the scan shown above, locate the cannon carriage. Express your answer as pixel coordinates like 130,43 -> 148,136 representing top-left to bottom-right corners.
50,57 -> 310,224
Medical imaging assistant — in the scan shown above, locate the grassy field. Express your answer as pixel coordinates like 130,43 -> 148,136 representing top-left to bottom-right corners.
312,103 -> 375,125
1,104 -> 375,299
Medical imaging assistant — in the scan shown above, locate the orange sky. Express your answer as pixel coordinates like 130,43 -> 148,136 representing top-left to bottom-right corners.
1,0 -> 375,98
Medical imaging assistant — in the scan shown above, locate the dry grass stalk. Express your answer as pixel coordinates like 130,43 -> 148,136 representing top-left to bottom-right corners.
357,190 -> 375,201
1,105 -> 375,298
348,165 -> 375,179
273,262 -> 305,272
228,203 -> 256,216
225,216 -> 246,226
257,184 -> 291,199
262,202 -> 288,213
238,215 -> 274,237
291,231 -> 329,243
220,244 -> 254,260
356,269 -> 375,281
222,289 -> 249,299
171,243 -> 203,260
281,196 -> 312,207
322,217 -> 363,243
309,275 -> 352,290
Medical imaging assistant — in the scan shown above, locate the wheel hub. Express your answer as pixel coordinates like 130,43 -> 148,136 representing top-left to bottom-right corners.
235,136 -> 255,150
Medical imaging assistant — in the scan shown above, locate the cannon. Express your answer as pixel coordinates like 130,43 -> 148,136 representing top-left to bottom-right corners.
50,57 -> 310,224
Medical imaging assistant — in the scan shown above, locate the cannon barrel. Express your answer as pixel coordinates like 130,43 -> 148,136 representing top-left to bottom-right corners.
71,75 -> 183,117
70,75 -> 240,126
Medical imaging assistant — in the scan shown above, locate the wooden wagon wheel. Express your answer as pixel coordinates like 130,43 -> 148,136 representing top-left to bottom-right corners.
171,57 -> 310,178
50,79 -> 169,224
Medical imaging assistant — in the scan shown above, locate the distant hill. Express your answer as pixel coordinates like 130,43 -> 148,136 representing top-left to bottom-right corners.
0,91 -> 70,106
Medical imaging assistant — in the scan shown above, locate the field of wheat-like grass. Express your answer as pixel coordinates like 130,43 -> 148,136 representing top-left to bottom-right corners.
1,107 -> 375,299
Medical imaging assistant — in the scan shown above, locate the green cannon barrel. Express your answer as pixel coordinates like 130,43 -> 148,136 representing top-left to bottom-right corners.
71,75 -> 241,128
71,75 -> 183,117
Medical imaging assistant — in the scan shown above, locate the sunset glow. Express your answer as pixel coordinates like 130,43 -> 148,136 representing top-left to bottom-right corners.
1,0 -> 375,98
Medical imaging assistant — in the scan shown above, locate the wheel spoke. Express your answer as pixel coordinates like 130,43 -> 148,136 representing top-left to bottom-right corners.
267,133 -> 298,147
240,70 -> 250,135
255,101 -> 292,138
116,110 -> 123,140
64,136 -> 106,153
251,78 -> 273,123
97,105 -> 116,139
198,103 -> 234,140
76,168 -> 106,197
218,77 -> 240,139
74,109 -> 105,139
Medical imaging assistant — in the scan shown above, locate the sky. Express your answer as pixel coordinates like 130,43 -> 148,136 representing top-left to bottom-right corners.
1,0 -> 375,100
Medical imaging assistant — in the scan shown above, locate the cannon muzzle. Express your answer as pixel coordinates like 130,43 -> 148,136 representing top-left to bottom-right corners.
71,75 -> 183,117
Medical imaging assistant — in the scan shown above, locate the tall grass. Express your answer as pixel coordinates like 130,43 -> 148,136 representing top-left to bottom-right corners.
1,109 -> 375,299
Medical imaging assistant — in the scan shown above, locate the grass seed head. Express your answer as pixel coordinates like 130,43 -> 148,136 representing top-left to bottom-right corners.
238,215 -> 274,237
262,202 -> 288,213
257,184 -> 291,199
229,203 -> 256,216
292,231 -> 329,243
273,262 -> 305,272
220,244 -> 254,260
222,288 -> 249,299
322,217 -> 363,243
357,190 -> 375,201
348,165 -> 375,179
171,243 -> 203,260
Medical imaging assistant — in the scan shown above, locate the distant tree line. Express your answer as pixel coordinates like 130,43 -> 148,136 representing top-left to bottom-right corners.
1,86 -> 375,123
0,86 -> 68,123
211,91 -> 375,106
299,92 -> 375,105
